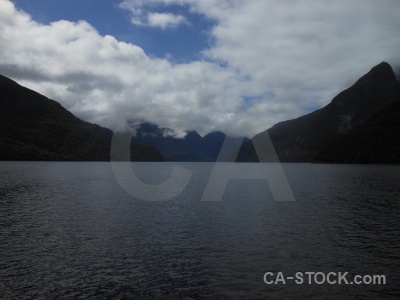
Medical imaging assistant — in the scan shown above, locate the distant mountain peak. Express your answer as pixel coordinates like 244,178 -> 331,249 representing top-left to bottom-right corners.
243,61 -> 400,162
353,61 -> 397,88
372,61 -> 391,70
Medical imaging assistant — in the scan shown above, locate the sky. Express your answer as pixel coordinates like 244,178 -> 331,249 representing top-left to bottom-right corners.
1,0 -> 400,137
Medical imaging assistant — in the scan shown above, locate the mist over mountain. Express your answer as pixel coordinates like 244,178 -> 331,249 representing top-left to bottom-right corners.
131,122 -> 249,161
1,61 -> 399,164
0,75 -> 163,161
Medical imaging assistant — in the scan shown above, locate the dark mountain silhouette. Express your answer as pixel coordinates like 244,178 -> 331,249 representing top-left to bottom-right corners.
132,122 -> 248,161
241,62 -> 400,162
202,131 -> 228,159
130,122 -> 203,161
0,74 -> 163,161
314,97 -> 400,163
2,61 -> 399,163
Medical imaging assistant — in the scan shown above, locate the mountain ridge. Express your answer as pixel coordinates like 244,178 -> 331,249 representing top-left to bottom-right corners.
0,74 -> 164,161
1,61 -> 399,163
314,96 -> 400,163
131,122 -> 248,161
240,61 -> 400,163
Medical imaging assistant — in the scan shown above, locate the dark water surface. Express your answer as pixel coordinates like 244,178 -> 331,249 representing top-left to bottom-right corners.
0,162 -> 399,299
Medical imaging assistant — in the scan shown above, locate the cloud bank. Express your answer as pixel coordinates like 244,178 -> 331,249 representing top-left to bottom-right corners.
1,0 -> 400,137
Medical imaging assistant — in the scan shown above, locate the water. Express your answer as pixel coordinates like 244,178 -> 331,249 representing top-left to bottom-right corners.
0,162 -> 399,299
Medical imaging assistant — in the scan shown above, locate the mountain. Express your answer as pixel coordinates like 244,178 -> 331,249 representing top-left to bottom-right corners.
132,122 -> 248,161
314,97 -> 400,163
0,74 -> 163,161
3,61 -> 398,163
241,62 -> 400,162
201,131 -> 227,159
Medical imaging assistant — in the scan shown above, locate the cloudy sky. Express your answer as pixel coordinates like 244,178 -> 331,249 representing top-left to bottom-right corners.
1,0 -> 400,137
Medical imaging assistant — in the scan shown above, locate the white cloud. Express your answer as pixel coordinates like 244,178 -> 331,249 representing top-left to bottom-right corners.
120,0 -> 400,107
203,0 -> 400,91
1,0 -> 400,138
147,12 -> 187,29
0,0 -> 252,136
119,0 -> 188,29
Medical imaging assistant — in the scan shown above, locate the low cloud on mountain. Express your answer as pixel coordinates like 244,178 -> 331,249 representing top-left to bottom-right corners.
1,0 -> 399,137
